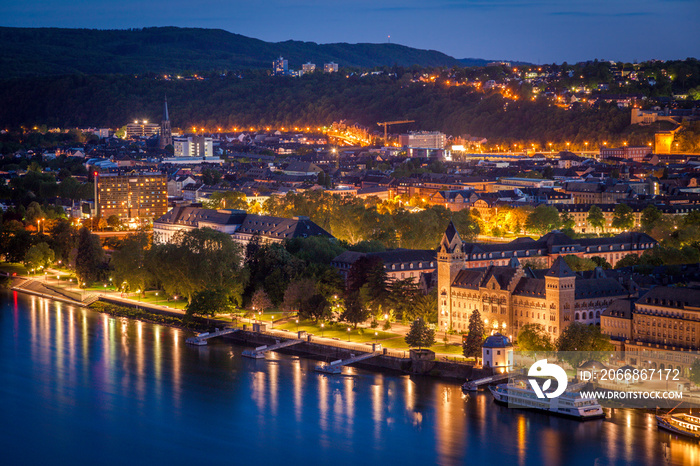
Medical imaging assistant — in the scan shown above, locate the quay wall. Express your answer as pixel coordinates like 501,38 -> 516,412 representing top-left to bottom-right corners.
224,329 -> 491,381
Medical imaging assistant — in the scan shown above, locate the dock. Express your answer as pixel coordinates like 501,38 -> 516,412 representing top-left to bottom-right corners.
241,338 -> 304,358
315,351 -> 381,374
186,328 -> 239,346
462,372 -> 511,391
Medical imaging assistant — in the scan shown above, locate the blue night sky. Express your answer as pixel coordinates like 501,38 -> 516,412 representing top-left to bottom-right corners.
1,0 -> 698,63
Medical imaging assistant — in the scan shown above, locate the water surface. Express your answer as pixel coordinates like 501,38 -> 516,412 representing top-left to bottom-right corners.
1,291 -> 697,465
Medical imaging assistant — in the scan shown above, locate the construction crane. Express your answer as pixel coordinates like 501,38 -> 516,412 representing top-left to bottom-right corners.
377,120 -> 415,144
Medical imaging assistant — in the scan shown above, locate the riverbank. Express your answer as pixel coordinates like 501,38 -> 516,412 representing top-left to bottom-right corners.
9,281 -> 487,382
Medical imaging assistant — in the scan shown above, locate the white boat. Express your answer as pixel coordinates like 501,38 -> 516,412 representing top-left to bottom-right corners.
489,380 -> 605,420
656,413 -> 700,440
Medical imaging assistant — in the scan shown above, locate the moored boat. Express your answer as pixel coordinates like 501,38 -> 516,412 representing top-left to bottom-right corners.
656,413 -> 700,440
489,380 -> 605,420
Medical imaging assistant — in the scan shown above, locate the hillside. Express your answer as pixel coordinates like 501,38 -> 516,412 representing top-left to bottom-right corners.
0,72 -> 659,150
0,27 -> 464,77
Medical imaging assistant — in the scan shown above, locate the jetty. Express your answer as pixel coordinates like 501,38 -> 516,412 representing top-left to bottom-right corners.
241,338 -> 304,358
186,328 -> 239,346
462,372 -> 511,391
315,351 -> 381,374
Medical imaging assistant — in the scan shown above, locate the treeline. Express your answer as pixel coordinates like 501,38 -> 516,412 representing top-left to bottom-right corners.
5,222 -> 437,325
258,190 -> 480,249
0,27 -> 462,78
0,71 -> 655,147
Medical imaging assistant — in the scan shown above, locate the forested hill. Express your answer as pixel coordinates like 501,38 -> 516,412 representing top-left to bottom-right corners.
0,27 -> 463,78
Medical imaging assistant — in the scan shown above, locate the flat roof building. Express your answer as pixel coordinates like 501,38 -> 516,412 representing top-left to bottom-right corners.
96,171 -> 168,222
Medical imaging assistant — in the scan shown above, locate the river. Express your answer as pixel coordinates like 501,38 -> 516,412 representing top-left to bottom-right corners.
1,291 -> 698,465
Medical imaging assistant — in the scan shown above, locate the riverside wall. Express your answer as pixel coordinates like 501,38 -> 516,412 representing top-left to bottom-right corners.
224,329 -> 492,381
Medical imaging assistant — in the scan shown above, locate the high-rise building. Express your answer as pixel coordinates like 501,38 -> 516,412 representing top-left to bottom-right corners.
324,62 -> 339,73
95,172 -> 168,221
173,136 -> 213,158
302,62 -> 316,74
160,96 -> 172,149
273,56 -> 288,75
126,121 -> 160,139
399,131 -> 446,149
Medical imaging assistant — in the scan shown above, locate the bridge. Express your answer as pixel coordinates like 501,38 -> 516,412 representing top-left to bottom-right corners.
462,372 -> 511,391
241,338 -> 304,358
186,328 -> 239,346
315,351 -> 381,374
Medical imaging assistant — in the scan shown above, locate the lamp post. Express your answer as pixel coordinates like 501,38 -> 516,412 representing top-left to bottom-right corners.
347,327 -> 351,341
320,322 -> 325,338
295,318 -> 299,333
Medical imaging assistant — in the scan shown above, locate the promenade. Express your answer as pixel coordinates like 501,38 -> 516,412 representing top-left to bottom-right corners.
9,269 -> 468,361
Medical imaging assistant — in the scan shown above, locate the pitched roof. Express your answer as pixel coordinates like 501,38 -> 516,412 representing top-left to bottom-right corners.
545,256 -> 576,278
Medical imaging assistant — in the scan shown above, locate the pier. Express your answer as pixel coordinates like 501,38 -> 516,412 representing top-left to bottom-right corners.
462,372 -> 511,391
241,338 -> 304,358
186,328 -> 239,346
315,351 -> 381,374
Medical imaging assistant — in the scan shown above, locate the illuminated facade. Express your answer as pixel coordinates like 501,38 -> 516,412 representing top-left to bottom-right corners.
96,172 -> 168,221
437,222 -> 628,338
126,121 -> 160,139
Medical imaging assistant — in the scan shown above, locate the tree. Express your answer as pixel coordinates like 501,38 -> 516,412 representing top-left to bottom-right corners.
251,288 -> 272,313
516,323 -> 554,352
587,205 -> 605,234
386,278 -> 420,320
590,256 -> 612,269
556,322 -> 614,368
74,227 -> 105,285
462,310 -> 486,358
342,293 -> 371,328
106,215 -> 121,229
404,317 -> 435,350
563,254 -> 596,272
525,205 -> 560,235
641,205 -> 662,232
689,359 -> 700,386
413,289 -> 438,323
612,203 -> 634,231
110,232 -> 152,294
148,227 -> 246,304
186,287 -> 234,320
560,211 -> 575,231
24,242 -> 55,272
615,253 -> 641,269
48,218 -> 76,263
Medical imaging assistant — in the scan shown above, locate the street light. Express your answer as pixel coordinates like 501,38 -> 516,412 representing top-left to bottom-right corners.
295,318 -> 299,333
347,327 -> 351,341
321,322 -> 325,338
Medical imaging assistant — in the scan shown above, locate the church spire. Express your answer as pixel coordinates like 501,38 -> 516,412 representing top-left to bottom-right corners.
160,96 -> 172,150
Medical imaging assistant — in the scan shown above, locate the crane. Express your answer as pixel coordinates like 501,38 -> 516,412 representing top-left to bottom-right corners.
376,120 -> 415,144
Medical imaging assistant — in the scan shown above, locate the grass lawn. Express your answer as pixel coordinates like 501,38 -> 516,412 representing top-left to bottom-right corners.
276,320 -> 401,344
0,263 -> 28,276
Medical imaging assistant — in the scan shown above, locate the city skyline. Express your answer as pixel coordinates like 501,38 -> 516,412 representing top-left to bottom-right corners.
1,0 -> 698,64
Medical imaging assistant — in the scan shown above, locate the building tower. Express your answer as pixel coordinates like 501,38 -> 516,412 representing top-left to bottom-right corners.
160,96 -> 172,150
544,256 -> 576,335
437,221 -> 465,332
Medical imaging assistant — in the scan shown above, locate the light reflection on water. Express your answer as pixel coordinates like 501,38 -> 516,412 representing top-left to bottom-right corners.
1,291 -> 698,466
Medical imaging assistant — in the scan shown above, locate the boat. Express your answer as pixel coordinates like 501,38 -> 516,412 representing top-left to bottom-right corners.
488,380 -> 605,420
656,413 -> 700,440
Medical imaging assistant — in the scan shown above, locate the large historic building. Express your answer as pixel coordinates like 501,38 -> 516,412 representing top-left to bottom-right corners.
460,230 -> 657,268
437,222 -> 629,339
601,287 -> 700,376
153,206 -> 333,247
